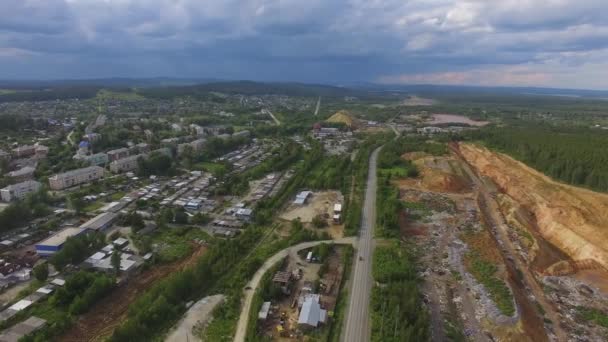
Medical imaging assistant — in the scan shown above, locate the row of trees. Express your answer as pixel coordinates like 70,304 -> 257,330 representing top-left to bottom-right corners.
376,137 -> 433,238
343,135 -> 391,235
51,271 -> 115,315
468,126 -> 608,192
371,244 -> 429,342
304,155 -> 352,190
22,271 -> 115,342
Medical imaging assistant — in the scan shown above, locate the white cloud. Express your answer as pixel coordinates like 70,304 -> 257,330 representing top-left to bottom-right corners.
1,0 -> 608,87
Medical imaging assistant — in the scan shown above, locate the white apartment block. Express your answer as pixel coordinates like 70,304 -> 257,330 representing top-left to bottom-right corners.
48,166 -> 105,190
1,180 -> 42,202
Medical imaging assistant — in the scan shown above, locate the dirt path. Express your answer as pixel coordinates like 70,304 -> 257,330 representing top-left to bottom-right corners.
59,245 -> 207,342
165,294 -> 225,342
262,109 -> 280,125
452,143 -> 566,341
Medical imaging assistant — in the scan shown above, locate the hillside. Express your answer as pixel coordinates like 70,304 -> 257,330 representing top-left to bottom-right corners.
326,110 -> 355,127
459,143 -> 608,270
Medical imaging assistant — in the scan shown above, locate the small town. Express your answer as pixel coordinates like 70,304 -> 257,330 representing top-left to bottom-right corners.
0,68 -> 608,342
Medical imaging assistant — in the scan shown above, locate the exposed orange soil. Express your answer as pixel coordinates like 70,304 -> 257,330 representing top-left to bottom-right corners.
59,244 -> 207,342
459,143 -> 608,271
400,153 -> 471,194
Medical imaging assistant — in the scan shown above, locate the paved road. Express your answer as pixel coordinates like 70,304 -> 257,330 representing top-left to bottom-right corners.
342,146 -> 381,342
314,97 -> 321,116
233,238 -> 356,342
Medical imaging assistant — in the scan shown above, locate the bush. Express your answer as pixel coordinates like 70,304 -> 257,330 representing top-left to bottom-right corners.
33,263 -> 49,282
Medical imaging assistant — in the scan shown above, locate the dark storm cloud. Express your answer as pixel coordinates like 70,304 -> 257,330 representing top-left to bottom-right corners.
1,0 -> 608,88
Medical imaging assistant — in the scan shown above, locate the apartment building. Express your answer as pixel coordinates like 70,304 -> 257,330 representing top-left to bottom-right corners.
107,148 -> 130,162
109,155 -> 141,173
0,180 -> 42,202
48,166 -> 105,190
8,166 -> 36,182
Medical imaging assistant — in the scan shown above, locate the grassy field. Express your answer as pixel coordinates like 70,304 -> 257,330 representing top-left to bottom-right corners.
193,162 -> 228,176
84,201 -> 105,213
378,166 -> 408,178
577,306 -> 608,328
151,227 -> 210,263
110,191 -> 126,201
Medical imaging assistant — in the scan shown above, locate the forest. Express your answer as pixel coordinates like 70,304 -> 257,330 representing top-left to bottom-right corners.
376,136 -> 446,238
371,243 -> 429,342
467,126 -> 608,192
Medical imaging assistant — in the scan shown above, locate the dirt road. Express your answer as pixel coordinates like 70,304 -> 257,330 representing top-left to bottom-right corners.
452,143 -> 566,341
314,97 -> 321,116
262,109 -> 280,125
165,294 -> 225,342
233,238 -> 356,342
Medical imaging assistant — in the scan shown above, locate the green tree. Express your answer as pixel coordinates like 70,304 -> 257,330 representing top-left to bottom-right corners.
33,263 -> 49,282
111,251 -> 121,275
173,209 -> 189,224
68,193 -> 86,213
125,212 -> 145,231
191,213 -> 211,225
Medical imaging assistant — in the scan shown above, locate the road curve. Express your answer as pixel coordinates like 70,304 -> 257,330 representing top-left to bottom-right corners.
233,237 -> 356,342
342,146 -> 381,342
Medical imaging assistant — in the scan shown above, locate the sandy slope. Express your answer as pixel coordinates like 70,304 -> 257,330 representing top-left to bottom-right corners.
459,143 -> 608,269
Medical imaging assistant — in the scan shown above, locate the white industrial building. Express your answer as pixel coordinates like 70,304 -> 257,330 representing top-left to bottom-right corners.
35,227 -> 87,257
294,191 -> 312,205
85,250 -> 137,273
298,295 -> 326,329
79,212 -> 118,232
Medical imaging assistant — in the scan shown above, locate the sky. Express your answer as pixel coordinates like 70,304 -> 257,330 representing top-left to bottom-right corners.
2,0 -> 608,89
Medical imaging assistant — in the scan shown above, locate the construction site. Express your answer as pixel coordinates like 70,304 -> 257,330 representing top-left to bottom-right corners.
395,142 -> 608,342
280,191 -> 345,239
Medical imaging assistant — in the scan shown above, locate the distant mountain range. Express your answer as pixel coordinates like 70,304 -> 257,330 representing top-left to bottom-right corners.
1,78 -> 608,100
